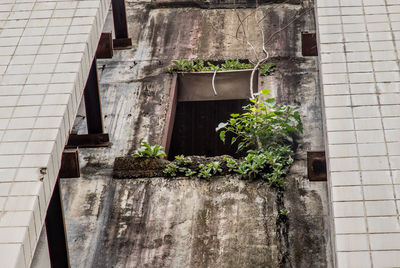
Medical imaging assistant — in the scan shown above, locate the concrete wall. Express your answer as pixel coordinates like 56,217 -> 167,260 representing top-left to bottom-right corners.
61,0 -> 332,267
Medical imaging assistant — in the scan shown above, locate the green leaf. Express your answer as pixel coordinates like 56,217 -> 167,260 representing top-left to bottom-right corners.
231,137 -> 237,145
219,131 -> 226,143
261,88 -> 270,95
133,141 -> 166,158
216,122 -> 228,131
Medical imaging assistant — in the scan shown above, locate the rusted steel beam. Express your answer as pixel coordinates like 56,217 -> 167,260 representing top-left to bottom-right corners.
96,32 -> 113,59
84,59 -> 104,134
45,178 -> 71,268
112,38 -> 132,50
111,0 -> 132,49
66,133 -> 110,148
59,149 -> 80,178
307,150 -> 327,181
162,74 -> 178,157
302,32 -> 318,56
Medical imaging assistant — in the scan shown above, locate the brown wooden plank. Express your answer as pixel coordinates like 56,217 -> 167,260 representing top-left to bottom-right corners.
111,0 -> 132,49
307,150 -> 327,181
96,32 -> 113,59
302,32 -> 318,56
45,179 -> 71,268
59,149 -> 80,178
66,133 -> 110,148
84,59 -> 104,134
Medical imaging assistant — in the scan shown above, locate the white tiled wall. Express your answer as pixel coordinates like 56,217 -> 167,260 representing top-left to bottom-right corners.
0,0 -> 111,267
316,0 -> 400,267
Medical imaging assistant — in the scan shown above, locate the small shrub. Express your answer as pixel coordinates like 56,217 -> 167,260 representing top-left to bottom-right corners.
223,156 -> 238,172
198,161 -> 222,179
163,155 -> 196,177
216,88 -> 302,152
216,89 -> 302,186
279,209 -> 289,216
260,63 -> 276,75
133,141 -> 166,158
163,163 -> 179,177
184,169 -> 197,177
174,155 -> 192,165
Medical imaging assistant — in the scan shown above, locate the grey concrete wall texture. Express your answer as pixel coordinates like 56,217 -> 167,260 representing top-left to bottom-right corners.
62,0 -> 333,267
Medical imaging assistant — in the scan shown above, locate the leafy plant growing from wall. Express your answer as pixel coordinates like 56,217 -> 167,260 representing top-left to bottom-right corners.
133,141 -> 166,158
162,89 -> 302,188
216,89 -> 302,188
167,58 -> 275,75
198,161 -> 223,179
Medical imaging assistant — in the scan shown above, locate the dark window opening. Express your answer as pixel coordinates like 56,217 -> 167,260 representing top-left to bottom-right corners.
312,160 -> 326,174
168,99 -> 248,160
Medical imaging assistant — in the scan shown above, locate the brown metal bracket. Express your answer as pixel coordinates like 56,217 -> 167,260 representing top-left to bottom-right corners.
70,58 -> 110,148
66,133 -> 110,148
307,150 -> 327,181
111,0 -> 132,50
45,178 -> 71,268
96,32 -> 113,59
59,149 -> 80,178
302,32 -> 318,56
84,58 -> 104,134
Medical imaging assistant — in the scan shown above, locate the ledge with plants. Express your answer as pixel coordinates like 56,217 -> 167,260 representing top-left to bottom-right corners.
166,58 -> 275,75
166,58 -> 275,102
113,89 -> 302,192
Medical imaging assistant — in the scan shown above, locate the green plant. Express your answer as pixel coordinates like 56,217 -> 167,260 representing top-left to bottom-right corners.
224,156 -> 238,172
198,161 -> 222,179
163,155 -> 195,177
184,168 -> 197,177
133,141 -> 166,158
279,209 -> 289,216
164,163 -> 178,177
216,89 -> 301,187
167,57 -> 197,73
167,58 -> 275,76
216,89 -> 302,152
235,151 -> 269,179
260,63 -> 276,76
209,161 -> 222,174
174,155 -> 193,165
221,59 -> 253,70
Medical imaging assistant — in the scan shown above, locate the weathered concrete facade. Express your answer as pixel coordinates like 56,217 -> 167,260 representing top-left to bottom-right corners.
62,0 -> 332,267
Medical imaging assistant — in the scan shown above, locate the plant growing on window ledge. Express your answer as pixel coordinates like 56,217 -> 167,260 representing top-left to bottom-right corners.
161,89 -> 302,185
216,89 -> 302,188
164,155 -> 197,177
166,58 -> 275,75
133,141 -> 166,158
216,88 -> 302,152
198,161 -> 222,179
